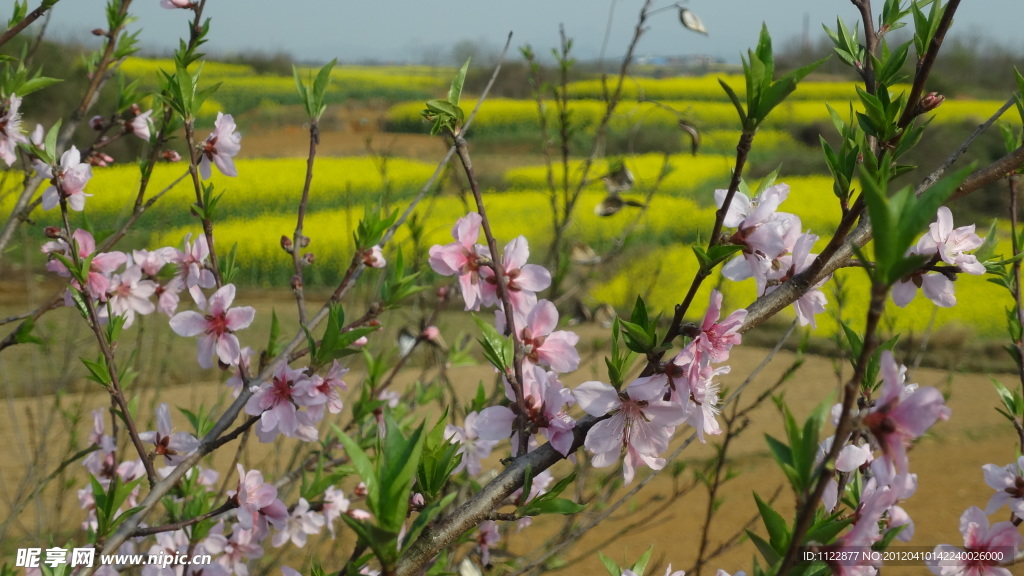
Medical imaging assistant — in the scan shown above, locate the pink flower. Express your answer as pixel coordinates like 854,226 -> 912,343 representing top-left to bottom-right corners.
174,233 -> 216,289
766,232 -> 828,327
244,363 -> 322,442
655,344 -> 727,442
231,464 -> 288,538
199,112 -> 241,179
500,299 -> 580,373
0,94 -> 27,166
862,351 -> 951,476
106,266 -> 157,328
982,456 -> 1024,518
323,486 -> 350,538
479,236 -> 551,313
574,376 -> 685,484
445,411 -> 498,476
919,207 -> 985,273
303,359 -> 348,421
894,207 -> 984,308
693,289 -> 746,363
169,284 -> 255,369
271,497 -> 325,548
138,403 -> 199,466
477,521 -> 500,567
214,527 -> 263,576
928,507 -> 1022,576
43,229 -> 127,301
428,212 -> 490,310
39,146 -> 93,211
83,408 -> 116,479
127,109 -> 154,141
476,365 -> 576,456
160,0 -> 194,7
133,247 -> 176,277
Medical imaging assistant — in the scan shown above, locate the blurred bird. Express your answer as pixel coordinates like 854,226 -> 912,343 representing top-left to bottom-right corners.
595,160 -> 645,217
679,8 -> 708,35
570,242 -> 601,265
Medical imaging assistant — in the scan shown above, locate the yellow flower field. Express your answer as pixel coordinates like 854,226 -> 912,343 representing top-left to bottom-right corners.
5,157 -> 440,229
387,96 -> 1011,135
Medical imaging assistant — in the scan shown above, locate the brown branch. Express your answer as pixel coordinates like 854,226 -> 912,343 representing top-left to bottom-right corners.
130,500 -> 237,538
896,0 -> 962,129
290,120 -> 320,326
0,0 -> 61,48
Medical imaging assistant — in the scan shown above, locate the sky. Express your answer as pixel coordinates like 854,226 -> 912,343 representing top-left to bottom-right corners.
36,1 -> 1024,66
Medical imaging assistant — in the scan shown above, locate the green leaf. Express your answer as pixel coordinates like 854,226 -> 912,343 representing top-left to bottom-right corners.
449,58 -> 470,106
755,491 -> 790,550
630,546 -> 654,576
598,552 -> 622,576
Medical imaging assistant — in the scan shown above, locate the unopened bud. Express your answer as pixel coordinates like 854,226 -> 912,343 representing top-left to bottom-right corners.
302,252 -> 314,266
130,103 -> 141,116
355,482 -> 368,497
352,336 -> 368,347
299,235 -> 310,248
44,226 -> 61,239
290,274 -> 303,291
367,318 -> 381,328
280,235 -> 293,253
362,246 -> 386,268
919,92 -> 945,112
89,116 -> 105,131
161,149 -> 182,162
437,285 -> 450,300
422,325 -> 440,341
91,28 -> 107,37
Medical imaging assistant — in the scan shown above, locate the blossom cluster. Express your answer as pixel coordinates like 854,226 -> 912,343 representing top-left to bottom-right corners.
428,212 -> 746,486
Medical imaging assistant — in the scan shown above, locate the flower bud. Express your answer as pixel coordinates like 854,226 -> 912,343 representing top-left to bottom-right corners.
354,482 -> 368,497
362,246 -> 386,268
161,150 -> 182,162
422,325 -> 440,341
91,28 -> 107,37
352,336 -> 368,348
919,92 -> 945,112
436,285 -> 450,300
290,274 -> 303,291
302,252 -> 314,266
89,116 -> 105,131
299,235 -> 310,248
130,103 -> 141,116
44,226 -> 62,239
280,235 -> 293,253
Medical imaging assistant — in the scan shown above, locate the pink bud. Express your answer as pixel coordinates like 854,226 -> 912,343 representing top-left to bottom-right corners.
44,226 -> 62,239
422,326 -> 440,341
437,286 -> 450,299
280,235 -> 293,253
291,274 -> 303,291
352,336 -> 368,348
89,116 -> 105,131
302,253 -> 314,266
354,482 -> 368,497
130,103 -> 141,116
161,150 -> 182,162
919,92 -> 945,112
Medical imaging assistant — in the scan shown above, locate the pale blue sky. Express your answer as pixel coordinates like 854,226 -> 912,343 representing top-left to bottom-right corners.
37,1 -> 1024,65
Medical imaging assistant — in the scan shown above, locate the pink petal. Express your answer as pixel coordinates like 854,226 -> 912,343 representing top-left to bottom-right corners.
474,406 -> 515,441
225,306 -> 255,331
527,300 -> 559,336
573,381 -> 620,416
197,334 -> 217,369
169,311 -> 207,337
209,284 -> 236,316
